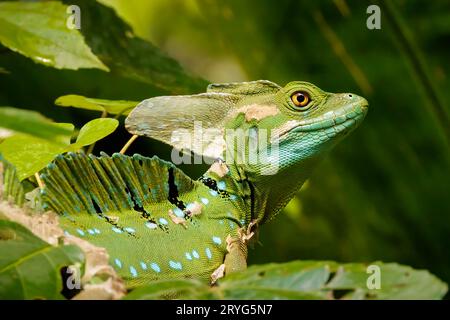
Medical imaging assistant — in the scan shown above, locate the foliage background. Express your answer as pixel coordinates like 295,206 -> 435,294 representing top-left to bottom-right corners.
0,0 -> 449,290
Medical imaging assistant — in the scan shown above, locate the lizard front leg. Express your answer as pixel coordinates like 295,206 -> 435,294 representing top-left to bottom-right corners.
211,220 -> 258,284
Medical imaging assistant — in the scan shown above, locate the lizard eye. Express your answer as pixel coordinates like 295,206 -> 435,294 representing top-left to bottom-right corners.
291,91 -> 310,109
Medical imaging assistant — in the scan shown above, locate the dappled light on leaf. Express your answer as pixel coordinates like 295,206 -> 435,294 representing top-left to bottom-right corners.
0,1 -> 108,71
55,95 -> 138,116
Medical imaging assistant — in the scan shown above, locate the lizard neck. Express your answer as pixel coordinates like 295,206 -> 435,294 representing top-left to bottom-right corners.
249,157 -> 318,223
200,160 -> 254,226
200,155 -> 319,226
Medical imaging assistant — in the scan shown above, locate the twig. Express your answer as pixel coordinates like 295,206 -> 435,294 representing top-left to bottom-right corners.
35,173 -> 44,189
120,135 -> 138,155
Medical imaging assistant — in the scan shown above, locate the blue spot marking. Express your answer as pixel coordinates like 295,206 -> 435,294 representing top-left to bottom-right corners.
159,218 -> 168,225
186,203 -> 196,211
192,250 -> 200,259
145,222 -> 158,229
47,163 -> 56,169
217,181 -> 226,190
140,262 -> 147,270
185,252 -> 192,260
76,229 -> 85,236
219,220 -> 224,225
205,248 -> 212,259
94,228 -> 101,234
114,258 -> 122,269
201,197 -> 209,205
64,230 -> 71,236
173,207 -> 184,218
87,229 -> 95,235
124,227 -> 136,233
112,227 -> 122,234
130,266 -> 138,278
240,219 -> 245,225
169,261 -> 183,270
230,194 -> 238,201
150,263 -> 161,273
212,236 -> 222,245
209,190 -> 218,196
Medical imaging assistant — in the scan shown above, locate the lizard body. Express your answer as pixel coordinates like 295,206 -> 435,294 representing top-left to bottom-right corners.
39,80 -> 368,286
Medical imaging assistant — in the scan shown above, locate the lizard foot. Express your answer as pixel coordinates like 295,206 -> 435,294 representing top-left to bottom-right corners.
211,264 -> 226,285
238,219 -> 258,243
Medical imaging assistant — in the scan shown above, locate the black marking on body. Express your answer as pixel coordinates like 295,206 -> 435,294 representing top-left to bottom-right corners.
64,210 -> 138,238
168,167 -> 186,210
91,199 -> 103,214
200,177 -> 217,189
159,224 -> 169,233
105,215 -> 138,238
132,201 -> 151,219
200,176 -> 231,198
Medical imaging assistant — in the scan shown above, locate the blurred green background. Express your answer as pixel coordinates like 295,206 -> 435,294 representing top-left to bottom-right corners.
0,0 -> 449,286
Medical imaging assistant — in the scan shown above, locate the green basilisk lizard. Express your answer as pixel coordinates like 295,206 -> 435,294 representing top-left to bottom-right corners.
35,80 -> 368,287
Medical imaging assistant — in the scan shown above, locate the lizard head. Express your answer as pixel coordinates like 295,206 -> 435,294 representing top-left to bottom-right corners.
268,81 -> 368,167
215,81 -> 368,177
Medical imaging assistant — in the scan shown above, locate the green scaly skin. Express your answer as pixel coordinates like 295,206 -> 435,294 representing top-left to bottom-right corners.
39,80 -> 368,287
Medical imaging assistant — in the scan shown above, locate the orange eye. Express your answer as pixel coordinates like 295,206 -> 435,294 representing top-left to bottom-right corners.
291,91 -> 310,108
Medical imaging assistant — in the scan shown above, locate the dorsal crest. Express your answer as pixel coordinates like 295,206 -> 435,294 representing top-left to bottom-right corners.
207,80 -> 281,96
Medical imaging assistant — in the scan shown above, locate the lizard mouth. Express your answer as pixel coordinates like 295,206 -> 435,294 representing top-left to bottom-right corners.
277,98 -> 368,139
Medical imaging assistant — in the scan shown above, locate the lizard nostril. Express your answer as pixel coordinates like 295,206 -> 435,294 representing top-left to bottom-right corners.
348,94 -> 353,98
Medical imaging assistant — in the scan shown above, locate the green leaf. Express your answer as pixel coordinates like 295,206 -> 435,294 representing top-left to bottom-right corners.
68,118 -> 119,151
0,219 -> 84,299
55,95 -> 138,115
0,1 -> 108,71
0,134 -> 67,181
0,111 -> 118,180
0,107 -> 74,145
68,0 -> 207,93
125,261 -> 448,300
325,262 -> 449,300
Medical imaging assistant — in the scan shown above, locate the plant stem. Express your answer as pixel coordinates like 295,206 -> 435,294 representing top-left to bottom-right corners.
34,172 -> 44,189
120,135 -> 138,155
